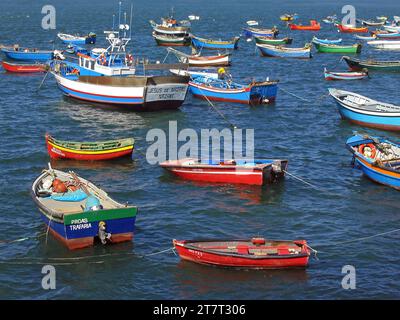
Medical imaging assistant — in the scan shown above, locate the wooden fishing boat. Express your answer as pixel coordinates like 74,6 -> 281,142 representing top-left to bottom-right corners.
383,25 -> 400,33
152,32 -> 191,46
149,17 -> 190,36
357,19 -> 385,27
280,13 -> 298,22
375,31 -> 400,40
313,42 -> 362,54
322,15 -> 337,24
246,20 -> 259,26
367,40 -> 400,50
324,68 -> 369,80
343,56 -> 400,72
167,47 -> 231,67
169,68 -> 219,79
346,133 -> 400,190
1,46 -> 55,61
45,134 -> 134,161
254,36 -> 293,45
242,27 -> 279,38
1,60 -> 47,73
289,20 -> 321,31
312,37 -> 342,44
57,32 -> 96,45
354,34 -> 376,41
337,24 -> 369,33
160,158 -> 288,185
256,43 -> 312,59
328,88 -> 400,131
51,61 -> 190,111
173,238 -> 310,269
191,35 -> 240,50
188,75 -> 279,104
31,165 -> 138,250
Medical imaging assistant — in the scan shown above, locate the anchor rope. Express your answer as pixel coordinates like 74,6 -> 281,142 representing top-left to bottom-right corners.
197,86 -> 238,129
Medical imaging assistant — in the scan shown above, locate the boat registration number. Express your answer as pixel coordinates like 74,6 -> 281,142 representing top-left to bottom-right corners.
146,84 -> 187,102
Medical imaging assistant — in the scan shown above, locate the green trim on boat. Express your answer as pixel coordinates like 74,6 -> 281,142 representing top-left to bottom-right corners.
313,42 -> 362,54
64,207 -> 138,226
254,36 -> 292,45
47,135 -> 134,152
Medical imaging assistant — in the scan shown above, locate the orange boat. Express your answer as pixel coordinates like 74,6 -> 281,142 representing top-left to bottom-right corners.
289,20 -> 321,31
337,24 -> 368,33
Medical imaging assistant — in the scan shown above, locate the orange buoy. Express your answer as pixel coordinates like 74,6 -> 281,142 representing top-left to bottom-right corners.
358,143 -> 377,159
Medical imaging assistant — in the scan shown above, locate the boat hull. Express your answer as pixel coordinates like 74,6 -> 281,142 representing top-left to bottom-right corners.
314,43 -> 361,53
1,48 -> 53,61
161,159 -> 288,185
53,73 -> 189,112
173,239 -> 310,269
46,137 -> 134,161
254,37 -> 293,45
2,60 -> 47,73
337,24 -> 368,33
189,81 -> 278,104
346,135 -> 400,190
355,157 -> 400,189
257,44 -> 311,58
332,98 -> 400,131
324,71 -> 367,80
343,56 -> 400,72
191,36 -> 240,50
38,207 -> 136,250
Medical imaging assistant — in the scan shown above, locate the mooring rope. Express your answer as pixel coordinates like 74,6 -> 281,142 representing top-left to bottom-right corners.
197,86 -> 238,129
279,86 -> 313,102
0,232 -> 47,245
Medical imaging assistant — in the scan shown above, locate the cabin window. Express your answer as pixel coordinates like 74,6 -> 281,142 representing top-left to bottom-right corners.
85,60 -> 89,68
90,61 -> 95,70
79,57 -> 83,66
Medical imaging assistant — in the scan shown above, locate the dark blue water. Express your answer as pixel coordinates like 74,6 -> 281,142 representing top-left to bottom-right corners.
1,0 -> 400,299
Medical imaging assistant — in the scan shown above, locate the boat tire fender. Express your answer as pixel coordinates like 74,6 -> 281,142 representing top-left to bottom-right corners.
358,143 -> 376,159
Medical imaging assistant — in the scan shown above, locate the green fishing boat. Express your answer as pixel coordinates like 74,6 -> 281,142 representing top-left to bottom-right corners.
254,36 -> 293,45
313,42 -> 362,53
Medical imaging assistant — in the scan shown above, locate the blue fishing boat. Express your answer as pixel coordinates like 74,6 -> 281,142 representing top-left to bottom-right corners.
57,32 -> 96,45
1,46 -> 55,61
346,133 -> 400,190
191,35 -> 240,50
243,27 -> 278,38
328,88 -> 400,131
375,32 -> 400,40
256,43 -> 312,58
65,44 -> 89,55
354,34 -> 376,41
31,166 -> 138,250
312,36 -> 342,44
188,75 -> 278,104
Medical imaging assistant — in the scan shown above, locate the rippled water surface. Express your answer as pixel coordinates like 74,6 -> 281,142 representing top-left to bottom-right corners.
1,0 -> 400,299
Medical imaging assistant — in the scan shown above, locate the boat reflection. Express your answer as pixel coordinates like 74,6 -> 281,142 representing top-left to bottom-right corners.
160,173 -> 286,206
49,157 -> 137,171
174,260 -> 308,298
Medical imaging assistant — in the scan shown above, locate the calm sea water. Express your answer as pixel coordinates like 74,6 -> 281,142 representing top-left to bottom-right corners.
1,0 -> 400,300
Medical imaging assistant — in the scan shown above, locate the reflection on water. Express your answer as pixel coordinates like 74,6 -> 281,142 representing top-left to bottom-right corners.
174,260 -> 308,299
49,157 -> 136,171
159,172 -> 286,206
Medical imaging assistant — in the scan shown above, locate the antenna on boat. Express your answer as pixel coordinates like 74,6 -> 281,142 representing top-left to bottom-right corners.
129,3 -> 133,40
118,1 -> 122,37
112,14 -> 115,31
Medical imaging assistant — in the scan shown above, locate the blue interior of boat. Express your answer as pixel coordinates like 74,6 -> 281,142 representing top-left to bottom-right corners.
193,76 -> 245,89
202,159 -> 274,165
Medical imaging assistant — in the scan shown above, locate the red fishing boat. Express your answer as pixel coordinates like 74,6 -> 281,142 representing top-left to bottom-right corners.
173,238 -> 311,269
160,158 -> 288,185
337,24 -> 368,33
289,20 -> 321,31
2,60 -> 47,73
46,134 -> 134,161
